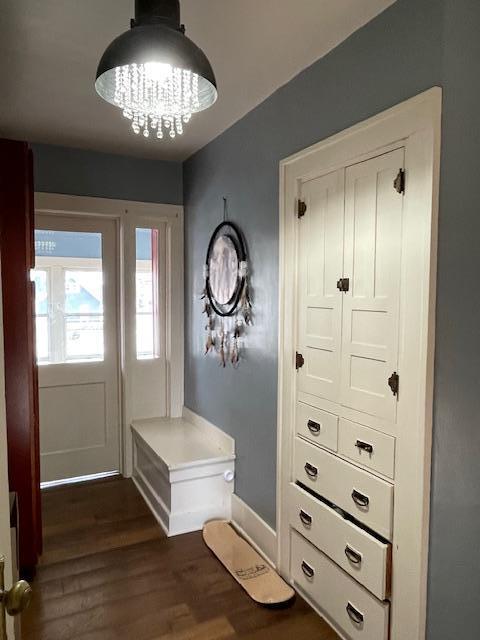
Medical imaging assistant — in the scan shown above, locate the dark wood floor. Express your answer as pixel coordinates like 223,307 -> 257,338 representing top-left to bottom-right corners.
22,477 -> 338,640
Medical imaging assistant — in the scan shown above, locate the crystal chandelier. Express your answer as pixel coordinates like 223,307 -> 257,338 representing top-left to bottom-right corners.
114,63 -> 199,138
95,0 -> 217,140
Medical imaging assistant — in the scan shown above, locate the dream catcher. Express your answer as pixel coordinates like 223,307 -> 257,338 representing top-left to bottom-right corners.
202,201 -> 252,367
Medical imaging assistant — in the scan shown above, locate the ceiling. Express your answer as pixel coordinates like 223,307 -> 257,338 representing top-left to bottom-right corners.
0,0 -> 396,161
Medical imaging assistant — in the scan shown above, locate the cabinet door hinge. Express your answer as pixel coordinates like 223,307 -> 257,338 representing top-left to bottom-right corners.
337,278 -> 350,293
297,200 -> 307,219
296,352 -> 305,370
394,169 -> 406,195
388,372 -> 400,397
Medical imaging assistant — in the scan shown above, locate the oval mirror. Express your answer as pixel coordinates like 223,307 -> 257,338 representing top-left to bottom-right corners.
209,235 -> 239,305
205,222 -> 247,317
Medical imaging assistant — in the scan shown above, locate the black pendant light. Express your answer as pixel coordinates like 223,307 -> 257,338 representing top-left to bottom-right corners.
95,0 -> 218,139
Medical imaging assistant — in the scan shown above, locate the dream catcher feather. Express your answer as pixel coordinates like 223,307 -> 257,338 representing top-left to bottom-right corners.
201,204 -> 252,368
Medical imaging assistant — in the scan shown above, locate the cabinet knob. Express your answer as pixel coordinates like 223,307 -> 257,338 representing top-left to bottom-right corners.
304,463 -> 318,479
345,545 -> 362,565
307,420 -> 321,435
346,602 -> 364,625
355,440 -> 373,454
351,489 -> 370,508
299,510 -> 312,527
301,561 -> 315,579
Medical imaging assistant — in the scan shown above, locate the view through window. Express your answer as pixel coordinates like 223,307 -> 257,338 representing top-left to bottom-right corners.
32,228 -> 161,364
32,230 -> 104,364
136,228 -> 159,360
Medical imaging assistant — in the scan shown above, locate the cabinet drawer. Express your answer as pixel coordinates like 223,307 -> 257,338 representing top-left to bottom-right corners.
289,483 -> 391,599
291,530 -> 390,640
294,437 -> 394,540
296,402 -> 338,452
338,419 -> 396,480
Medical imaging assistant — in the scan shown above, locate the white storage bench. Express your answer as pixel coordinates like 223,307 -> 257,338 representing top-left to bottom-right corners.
132,415 -> 235,537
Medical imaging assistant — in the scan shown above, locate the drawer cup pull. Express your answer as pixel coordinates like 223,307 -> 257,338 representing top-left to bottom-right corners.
346,602 -> 364,625
299,510 -> 312,527
307,420 -> 321,435
345,545 -> 362,565
351,489 -> 370,508
301,561 -> 315,579
355,439 -> 374,454
304,462 -> 318,479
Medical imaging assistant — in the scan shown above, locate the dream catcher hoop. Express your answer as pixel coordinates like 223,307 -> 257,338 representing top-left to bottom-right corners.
202,203 -> 252,367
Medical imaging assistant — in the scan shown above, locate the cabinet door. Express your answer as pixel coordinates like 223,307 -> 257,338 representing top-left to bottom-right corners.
341,148 -> 404,423
297,170 -> 344,403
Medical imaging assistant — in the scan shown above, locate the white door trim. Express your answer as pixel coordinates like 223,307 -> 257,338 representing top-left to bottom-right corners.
34,193 -> 184,478
277,87 -> 441,640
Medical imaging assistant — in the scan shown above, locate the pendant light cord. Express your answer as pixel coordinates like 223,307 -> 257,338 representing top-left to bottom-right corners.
223,197 -> 228,222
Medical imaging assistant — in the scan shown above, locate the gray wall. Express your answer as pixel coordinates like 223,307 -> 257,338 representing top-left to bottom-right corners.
33,143 -> 183,204
184,0 -> 442,527
427,1 -> 480,637
184,0 -> 480,637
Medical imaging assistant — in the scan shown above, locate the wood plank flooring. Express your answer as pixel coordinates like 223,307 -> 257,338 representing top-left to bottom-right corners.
22,477 -> 338,640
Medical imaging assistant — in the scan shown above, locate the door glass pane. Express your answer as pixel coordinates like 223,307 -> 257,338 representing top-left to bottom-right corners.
35,316 -> 50,362
65,271 -> 104,314
32,269 -> 50,362
136,314 -> 154,358
65,315 -> 104,361
136,228 -> 159,360
33,270 -> 48,315
33,229 -> 104,364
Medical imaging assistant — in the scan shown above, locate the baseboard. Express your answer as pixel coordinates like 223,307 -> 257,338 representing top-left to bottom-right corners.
182,407 -> 235,456
231,494 -> 277,567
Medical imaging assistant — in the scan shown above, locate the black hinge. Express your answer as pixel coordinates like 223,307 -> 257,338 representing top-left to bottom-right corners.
337,278 -> 350,293
394,169 -> 406,194
296,352 -> 305,370
297,200 -> 307,218
388,372 -> 400,397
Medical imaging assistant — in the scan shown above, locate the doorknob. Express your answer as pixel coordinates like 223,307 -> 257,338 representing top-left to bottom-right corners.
1,556 -> 32,640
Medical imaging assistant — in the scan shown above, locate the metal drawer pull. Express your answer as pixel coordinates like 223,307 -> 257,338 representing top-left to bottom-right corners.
301,561 -> 315,579
351,489 -> 370,508
355,439 -> 373,454
299,510 -> 312,527
307,420 -> 321,435
346,602 -> 364,625
304,462 -> 318,479
345,545 -> 362,565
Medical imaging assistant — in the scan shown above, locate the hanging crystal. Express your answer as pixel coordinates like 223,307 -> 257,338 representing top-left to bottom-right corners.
113,62 -> 200,139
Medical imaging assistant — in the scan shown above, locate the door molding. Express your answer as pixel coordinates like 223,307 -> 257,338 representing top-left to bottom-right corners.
0,261 -> 15,639
34,193 -> 184,478
277,87 -> 441,640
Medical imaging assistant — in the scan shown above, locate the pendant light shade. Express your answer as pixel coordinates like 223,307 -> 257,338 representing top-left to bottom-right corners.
95,0 -> 218,139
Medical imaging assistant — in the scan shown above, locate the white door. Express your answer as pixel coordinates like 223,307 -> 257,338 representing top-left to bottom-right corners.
33,215 -> 120,483
340,148 -> 405,422
0,263 -> 15,639
297,170 -> 344,403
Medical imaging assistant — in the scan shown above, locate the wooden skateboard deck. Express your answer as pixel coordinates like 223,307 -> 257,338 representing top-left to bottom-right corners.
202,520 -> 295,606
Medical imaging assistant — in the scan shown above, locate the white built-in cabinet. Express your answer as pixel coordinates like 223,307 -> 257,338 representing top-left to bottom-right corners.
291,149 -> 403,640
278,91 -> 441,640
297,148 -> 403,426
